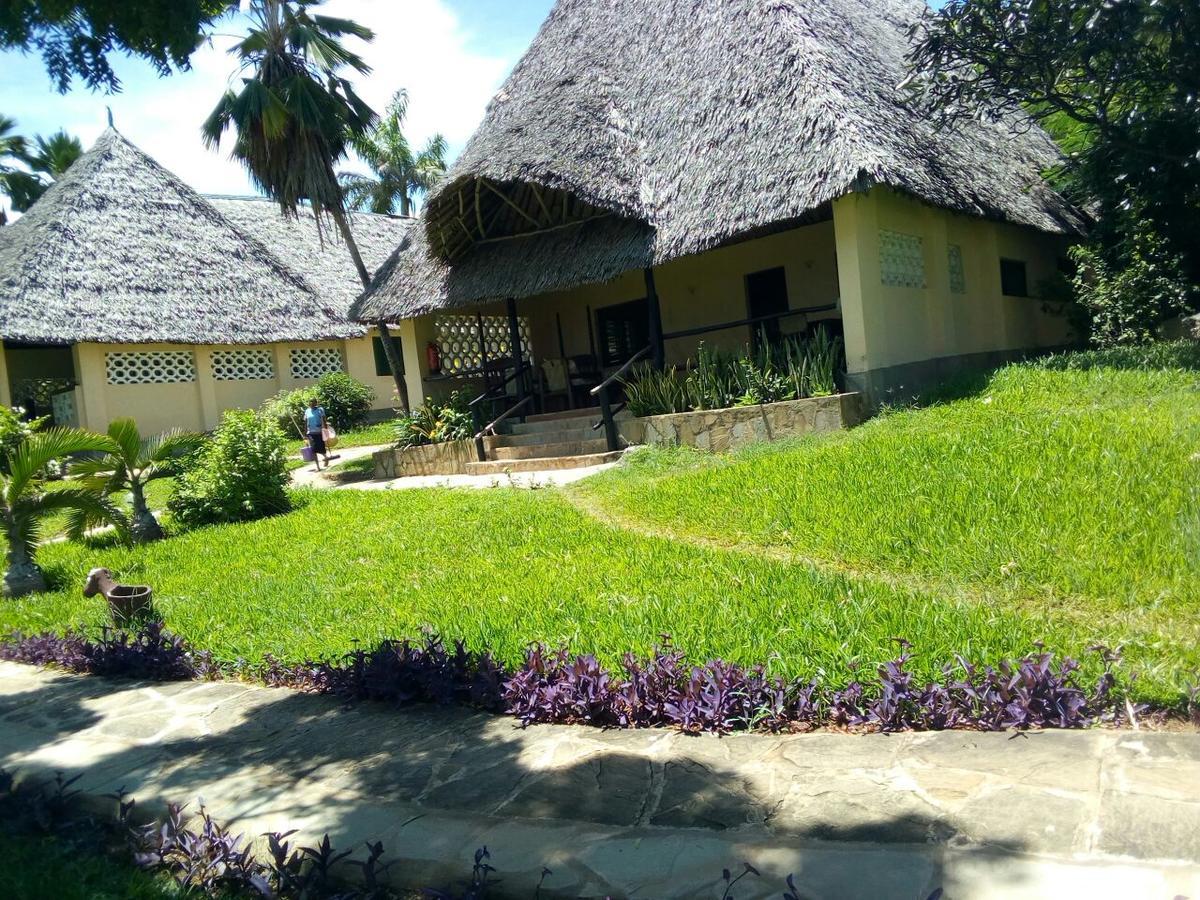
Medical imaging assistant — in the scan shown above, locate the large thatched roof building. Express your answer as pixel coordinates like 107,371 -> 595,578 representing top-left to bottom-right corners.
0,128 -> 409,434
347,0 -> 1085,466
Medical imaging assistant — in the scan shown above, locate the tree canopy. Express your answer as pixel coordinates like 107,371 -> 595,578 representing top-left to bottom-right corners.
1,1 -> 235,93
908,0 -> 1200,333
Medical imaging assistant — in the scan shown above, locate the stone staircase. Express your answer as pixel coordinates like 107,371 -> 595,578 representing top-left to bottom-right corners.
467,407 -> 624,476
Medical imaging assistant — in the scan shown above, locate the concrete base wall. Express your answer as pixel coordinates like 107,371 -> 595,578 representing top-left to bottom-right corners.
847,345 -> 1078,407
621,393 -> 864,453
373,440 -> 474,479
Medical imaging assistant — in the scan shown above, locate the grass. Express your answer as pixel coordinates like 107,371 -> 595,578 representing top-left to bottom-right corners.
284,420 -> 397,454
0,830 -> 187,900
42,478 -> 175,540
1,345 -> 1196,707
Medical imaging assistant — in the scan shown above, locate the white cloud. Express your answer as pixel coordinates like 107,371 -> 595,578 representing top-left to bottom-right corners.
18,0 -> 511,197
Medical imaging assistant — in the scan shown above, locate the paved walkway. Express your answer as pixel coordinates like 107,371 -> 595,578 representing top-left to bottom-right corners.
290,443 -> 618,492
2,662 -> 1197,898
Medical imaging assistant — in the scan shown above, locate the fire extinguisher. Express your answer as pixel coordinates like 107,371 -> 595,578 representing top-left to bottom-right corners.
426,341 -> 442,374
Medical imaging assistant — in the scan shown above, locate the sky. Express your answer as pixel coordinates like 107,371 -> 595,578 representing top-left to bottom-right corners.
0,0 -> 556,203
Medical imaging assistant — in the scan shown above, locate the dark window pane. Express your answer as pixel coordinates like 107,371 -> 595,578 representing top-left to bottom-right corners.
745,267 -> 789,347
596,299 -> 649,366
1000,258 -> 1029,297
372,335 -> 403,377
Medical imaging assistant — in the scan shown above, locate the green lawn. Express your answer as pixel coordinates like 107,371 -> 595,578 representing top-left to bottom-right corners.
285,420 -> 397,454
0,830 -> 187,900
42,478 -> 176,540
2,346 -> 1196,707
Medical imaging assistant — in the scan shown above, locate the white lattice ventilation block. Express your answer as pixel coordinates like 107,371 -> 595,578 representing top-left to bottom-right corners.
948,243 -> 967,295
880,229 -> 927,289
106,351 -> 196,385
290,347 -> 345,380
434,315 -> 533,374
211,349 -> 276,381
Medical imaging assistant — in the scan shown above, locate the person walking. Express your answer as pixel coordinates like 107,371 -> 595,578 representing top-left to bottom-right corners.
305,398 -> 333,471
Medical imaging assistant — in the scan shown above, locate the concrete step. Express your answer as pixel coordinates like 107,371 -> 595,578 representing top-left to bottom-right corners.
490,438 -> 610,461
487,426 -> 599,449
509,414 -> 600,435
524,406 -> 601,423
465,451 -> 623,476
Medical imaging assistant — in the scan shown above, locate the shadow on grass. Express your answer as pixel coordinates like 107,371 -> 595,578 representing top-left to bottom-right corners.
0,670 -> 1040,898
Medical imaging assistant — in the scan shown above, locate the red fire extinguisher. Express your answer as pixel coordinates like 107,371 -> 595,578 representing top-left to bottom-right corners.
426,341 -> 442,374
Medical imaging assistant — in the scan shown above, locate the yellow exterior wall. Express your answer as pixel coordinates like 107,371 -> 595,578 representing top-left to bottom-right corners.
0,344 -> 10,408
833,188 -> 1074,376
72,334 -> 396,434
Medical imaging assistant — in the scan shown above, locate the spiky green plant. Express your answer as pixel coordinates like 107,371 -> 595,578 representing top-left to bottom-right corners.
70,419 -> 204,544
1,428 -> 126,597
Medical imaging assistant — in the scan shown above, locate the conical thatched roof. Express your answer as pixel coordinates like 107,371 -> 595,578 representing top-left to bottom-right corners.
354,0 -> 1087,322
0,128 -> 406,345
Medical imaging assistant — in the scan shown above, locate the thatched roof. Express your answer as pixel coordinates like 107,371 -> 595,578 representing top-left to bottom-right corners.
355,0 -> 1087,322
0,128 -> 408,345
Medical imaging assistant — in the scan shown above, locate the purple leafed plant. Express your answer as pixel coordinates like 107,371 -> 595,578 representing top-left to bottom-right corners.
1,622 -> 1138,734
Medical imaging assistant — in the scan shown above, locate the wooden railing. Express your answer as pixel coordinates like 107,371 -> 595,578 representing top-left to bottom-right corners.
589,345 -> 652,452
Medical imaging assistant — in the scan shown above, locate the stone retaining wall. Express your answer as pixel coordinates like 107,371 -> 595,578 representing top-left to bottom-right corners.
620,392 -> 864,452
373,440 -> 474,479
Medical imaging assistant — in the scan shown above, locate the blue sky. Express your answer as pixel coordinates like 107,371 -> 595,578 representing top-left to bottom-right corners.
0,0 -> 556,203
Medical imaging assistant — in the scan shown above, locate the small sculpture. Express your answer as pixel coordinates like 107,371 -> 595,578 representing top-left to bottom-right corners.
83,567 -> 154,626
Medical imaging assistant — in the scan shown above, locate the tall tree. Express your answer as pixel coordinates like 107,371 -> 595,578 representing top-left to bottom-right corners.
202,0 -> 410,411
0,115 -> 28,225
907,0 -> 1200,338
0,128 -> 83,214
339,89 -> 448,216
1,1 -> 235,93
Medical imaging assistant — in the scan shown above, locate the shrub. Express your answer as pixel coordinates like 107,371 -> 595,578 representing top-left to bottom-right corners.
262,372 -> 374,436
395,392 -> 473,448
1071,227 -> 1194,347
169,410 -> 290,528
0,406 -> 48,475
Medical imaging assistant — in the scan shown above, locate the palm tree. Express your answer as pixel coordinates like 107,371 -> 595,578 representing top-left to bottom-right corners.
202,0 -> 409,411
70,419 -> 204,544
339,89 -> 448,216
0,115 -> 30,225
2,429 -> 126,598
0,121 -> 83,219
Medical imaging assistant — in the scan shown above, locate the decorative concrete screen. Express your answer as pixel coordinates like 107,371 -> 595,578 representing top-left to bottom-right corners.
948,244 -> 967,295
105,350 -> 196,385
289,347 -> 344,380
51,389 -> 78,427
211,349 -> 275,381
879,229 -> 927,289
434,315 -> 533,375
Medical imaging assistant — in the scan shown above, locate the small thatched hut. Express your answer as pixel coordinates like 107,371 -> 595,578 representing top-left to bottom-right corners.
352,0 -> 1087,407
0,128 -> 409,434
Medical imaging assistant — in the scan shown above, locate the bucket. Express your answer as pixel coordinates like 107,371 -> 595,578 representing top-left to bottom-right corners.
300,445 -> 315,462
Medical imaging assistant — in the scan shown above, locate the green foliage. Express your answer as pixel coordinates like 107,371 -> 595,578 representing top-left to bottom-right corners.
169,410 -> 289,529
908,0 -> 1200,315
340,89 -> 448,216
623,333 -> 843,417
1070,226 -> 1193,347
395,392 -> 473,448
0,405 -> 47,474
263,372 -> 374,435
0,1 -> 234,93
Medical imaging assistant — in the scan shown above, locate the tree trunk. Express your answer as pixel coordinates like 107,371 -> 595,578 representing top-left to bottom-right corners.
4,541 -> 46,598
400,192 -> 411,217
130,482 -> 163,544
331,207 -> 410,409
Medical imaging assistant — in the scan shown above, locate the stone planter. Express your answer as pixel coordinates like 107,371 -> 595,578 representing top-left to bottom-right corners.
372,440 -> 475,479
620,393 -> 864,453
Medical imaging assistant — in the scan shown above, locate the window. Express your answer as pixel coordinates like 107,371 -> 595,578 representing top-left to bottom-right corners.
745,267 -> 789,347
947,244 -> 967,295
211,349 -> 275,381
372,335 -> 403,377
879,229 -> 927,289
289,347 -> 344,380
433,315 -> 532,374
105,350 -> 196,385
596,298 -> 648,366
1000,258 -> 1029,297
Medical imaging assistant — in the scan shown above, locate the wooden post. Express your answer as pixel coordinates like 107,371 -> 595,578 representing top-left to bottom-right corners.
506,297 -> 526,402
645,267 -> 665,370
556,313 -> 573,410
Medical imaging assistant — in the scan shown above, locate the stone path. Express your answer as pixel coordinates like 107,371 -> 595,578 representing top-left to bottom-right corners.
2,662 -> 1198,898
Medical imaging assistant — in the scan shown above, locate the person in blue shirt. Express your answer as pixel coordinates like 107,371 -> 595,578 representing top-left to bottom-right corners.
304,398 -> 332,471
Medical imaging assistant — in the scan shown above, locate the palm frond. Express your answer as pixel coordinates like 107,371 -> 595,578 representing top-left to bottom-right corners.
7,428 -> 116,504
